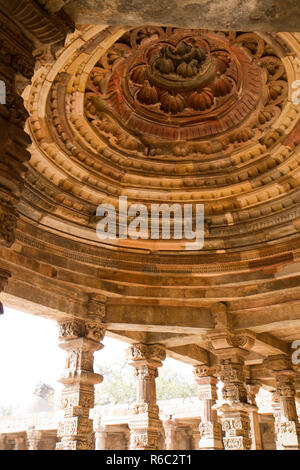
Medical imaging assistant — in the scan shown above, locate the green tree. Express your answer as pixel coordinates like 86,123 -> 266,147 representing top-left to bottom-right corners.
0,404 -> 18,416
94,354 -> 197,406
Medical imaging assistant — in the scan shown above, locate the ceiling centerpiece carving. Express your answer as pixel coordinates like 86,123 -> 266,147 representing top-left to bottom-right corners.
20,25 -> 300,261
85,28 -> 287,159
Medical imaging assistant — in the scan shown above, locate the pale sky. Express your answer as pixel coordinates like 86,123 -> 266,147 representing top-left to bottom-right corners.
0,306 -> 192,411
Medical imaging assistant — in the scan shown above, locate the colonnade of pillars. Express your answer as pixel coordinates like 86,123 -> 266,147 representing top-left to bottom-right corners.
54,313 -> 300,451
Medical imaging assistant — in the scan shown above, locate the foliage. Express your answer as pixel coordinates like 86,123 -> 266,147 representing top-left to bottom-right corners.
0,404 -> 18,416
94,353 -> 197,406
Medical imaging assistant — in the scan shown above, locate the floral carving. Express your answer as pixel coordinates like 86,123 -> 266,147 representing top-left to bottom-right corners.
85,28 -> 287,159
58,319 -> 84,340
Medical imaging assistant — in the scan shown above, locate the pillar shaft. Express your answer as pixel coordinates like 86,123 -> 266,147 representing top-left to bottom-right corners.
94,416 -> 108,450
27,429 -> 43,451
193,365 -> 223,450
95,429 -> 108,450
217,357 -> 254,450
209,331 -> 256,450
14,435 -> 27,450
246,383 -> 263,450
127,343 -> 166,450
164,417 -> 177,450
56,300 -> 106,450
275,372 -> 300,449
267,355 -> 300,450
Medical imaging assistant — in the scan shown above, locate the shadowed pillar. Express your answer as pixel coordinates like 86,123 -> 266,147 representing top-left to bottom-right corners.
267,355 -> 300,450
94,416 -> 108,450
209,331 -> 256,450
193,365 -> 223,450
127,343 -> 166,450
56,299 -> 106,450
164,416 -> 177,450
246,382 -> 263,450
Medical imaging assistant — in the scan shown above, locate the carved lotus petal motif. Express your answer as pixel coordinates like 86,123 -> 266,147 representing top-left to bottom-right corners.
131,66 -> 146,84
258,109 -> 273,125
160,92 -> 185,114
157,56 -> 175,74
230,128 -> 254,143
176,60 -> 198,78
137,83 -> 159,105
188,88 -> 214,111
268,82 -> 284,101
212,77 -> 233,97
215,55 -> 231,74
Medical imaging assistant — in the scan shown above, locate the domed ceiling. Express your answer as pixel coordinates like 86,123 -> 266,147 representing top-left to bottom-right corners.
4,26 -> 298,347
23,27 -> 300,254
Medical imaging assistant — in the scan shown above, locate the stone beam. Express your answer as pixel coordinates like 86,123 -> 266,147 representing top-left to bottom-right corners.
253,333 -> 290,356
63,0 -> 300,32
231,302 -> 300,332
105,305 -> 214,334
1,286 -> 87,322
166,344 -> 210,365
155,334 -> 206,348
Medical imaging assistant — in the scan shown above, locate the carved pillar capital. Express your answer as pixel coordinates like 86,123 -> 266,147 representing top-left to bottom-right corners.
127,343 -> 166,366
209,330 -> 256,360
246,382 -> 261,406
193,364 -> 219,381
58,314 -> 106,349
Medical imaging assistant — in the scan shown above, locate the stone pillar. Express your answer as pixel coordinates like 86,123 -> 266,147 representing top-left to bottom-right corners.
0,13 -> 33,248
123,429 -> 130,450
246,382 -> 263,450
14,435 -> 27,450
164,416 -> 177,450
267,356 -> 300,450
209,331 -> 256,450
190,424 -> 201,450
193,365 -> 223,450
127,343 -> 166,450
217,356 -> 255,450
271,390 -> 281,448
27,428 -> 43,450
56,299 -> 106,450
0,435 -> 14,450
94,416 -> 108,450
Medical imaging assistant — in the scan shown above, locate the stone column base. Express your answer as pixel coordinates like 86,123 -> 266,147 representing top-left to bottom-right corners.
276,421 -> 300,450
129,415 -> 164,450
198,421 -> 223,450
215,402 -> 255,450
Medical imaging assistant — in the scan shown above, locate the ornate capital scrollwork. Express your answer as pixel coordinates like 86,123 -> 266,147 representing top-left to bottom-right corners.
127,343 -> 166,365
58,319 -> 85,341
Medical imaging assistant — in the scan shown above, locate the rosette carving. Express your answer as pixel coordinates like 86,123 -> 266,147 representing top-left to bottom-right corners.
85,28 -> 288,160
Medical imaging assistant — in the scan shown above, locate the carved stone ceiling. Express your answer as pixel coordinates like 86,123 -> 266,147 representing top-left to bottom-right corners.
44,0 -> 300,32
2,25 -> 300,365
